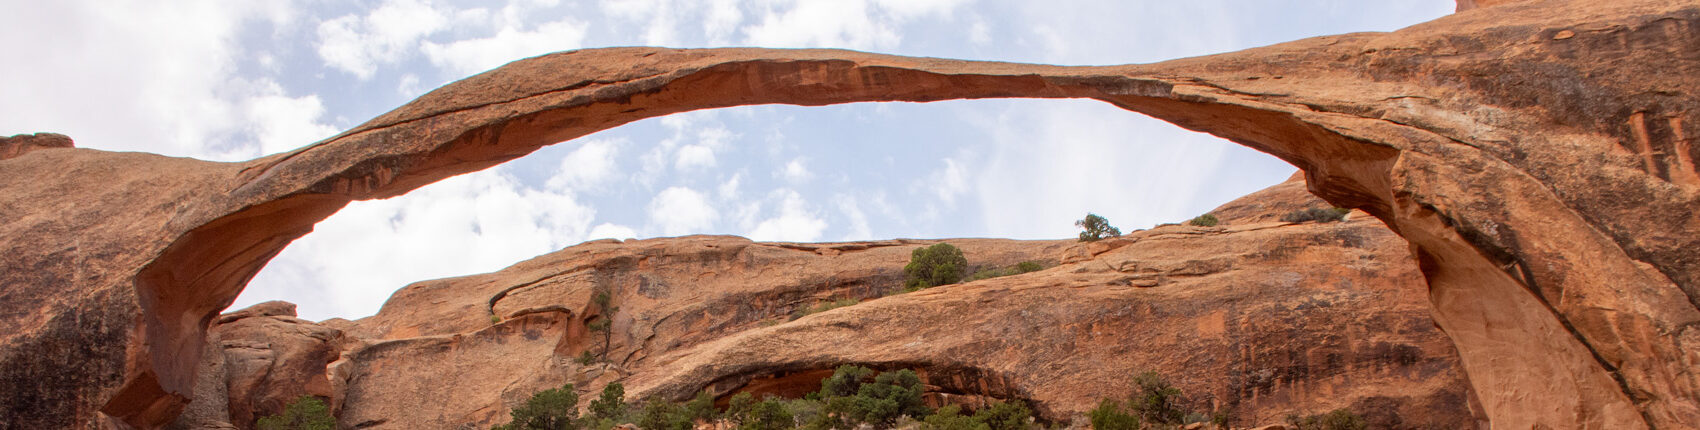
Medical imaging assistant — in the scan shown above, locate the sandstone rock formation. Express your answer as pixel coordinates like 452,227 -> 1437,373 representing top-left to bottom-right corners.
169,176 -> 1479,429
2,0 -> 1697,428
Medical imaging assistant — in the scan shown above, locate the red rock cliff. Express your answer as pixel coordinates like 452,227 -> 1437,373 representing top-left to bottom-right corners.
2,0 -> 1698,428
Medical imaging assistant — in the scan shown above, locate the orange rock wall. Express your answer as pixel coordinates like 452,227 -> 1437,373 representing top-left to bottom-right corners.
2,1 -> 1697,428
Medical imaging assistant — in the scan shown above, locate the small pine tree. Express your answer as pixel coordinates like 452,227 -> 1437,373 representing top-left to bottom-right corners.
1088,399 -> 1138,430
727,394 -> 793,430
819,365 -> 876,398
254,395 -> 335,430
1128,372 -> 1186,426
589,291 -> 619,362
972,400 -> 1033,430
924,404 -> 990,430
636,398 -> 689,430
1075,214 -> 1121,242
496,383 -> 581,430
588,382 -> 627,423
682,390 -> 719,424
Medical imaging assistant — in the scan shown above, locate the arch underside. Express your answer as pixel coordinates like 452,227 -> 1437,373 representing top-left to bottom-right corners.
1,0 -> 1697,428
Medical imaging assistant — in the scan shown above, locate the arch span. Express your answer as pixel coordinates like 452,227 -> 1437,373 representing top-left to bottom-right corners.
0,1 -> 1697,428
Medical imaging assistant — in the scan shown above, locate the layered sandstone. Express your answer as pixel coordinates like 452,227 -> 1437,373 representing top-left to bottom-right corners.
170,175 -> 1479,429
2,0 -> 1698,428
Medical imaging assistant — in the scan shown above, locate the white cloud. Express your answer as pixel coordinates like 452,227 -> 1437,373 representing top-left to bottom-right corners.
316,0 -> 449,79
548,138 -> 622,191
397,73 -> 425,97
703,0 -> 745,43
588,223 -> 638,240
870,0 -> 973,20
674,125 -> 733,170
243,80 -> 339,155
420,17 -> 588,77
921,158 -> 970,206
0,1 -> 322,160
742,0 -> 900,49
648,187 -> 719,236
675,144 -> 717,170
972,100 -> 1260,239
833,194 -> 873,240
240,166 -> 597,320
747,190 -> 828,242
779,157 -> 813,183
718,172 -> 744,199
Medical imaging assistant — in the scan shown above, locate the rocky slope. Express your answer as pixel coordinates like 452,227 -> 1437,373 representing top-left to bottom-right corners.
169,175 -> 1478,430
4,0 -> 1699,428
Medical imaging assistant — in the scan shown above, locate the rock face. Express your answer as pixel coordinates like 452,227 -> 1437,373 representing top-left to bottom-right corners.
171,176 -> 1480,429
168,302 -> 347,430
2,0 -> 1698,428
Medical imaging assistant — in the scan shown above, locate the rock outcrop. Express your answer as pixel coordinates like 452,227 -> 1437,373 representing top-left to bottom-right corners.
171,175 -> 1479,429
2,0 -> 1697,428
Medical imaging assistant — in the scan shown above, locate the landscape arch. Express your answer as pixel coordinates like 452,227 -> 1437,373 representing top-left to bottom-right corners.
0,1 -> 1696,428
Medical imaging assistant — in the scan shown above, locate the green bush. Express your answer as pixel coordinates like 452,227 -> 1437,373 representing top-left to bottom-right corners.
634,391 -> 718,430
576,350 -> 598,366
255,395 -> 335,430
588,382 -> 627,422
904,243 -> 967,290
972,400 -> 1033,430
727,393 -> 794,430
1075,213 -> 1121,242
495,383 -> 581,430
812,365 -> 932,429
1280,207 -> 1350,223
1128,372 -> 1186,426
1187,213 -> 1219,227
924,404 -> 990,430
636,398 -> 690,430
1284,408 -> 1368,430
819,365 -> 876,398
1087,399 -> 1137,430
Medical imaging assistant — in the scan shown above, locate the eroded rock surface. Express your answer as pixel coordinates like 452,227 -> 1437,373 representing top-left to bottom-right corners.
3,0 -> 1698,428
173,176 -> 1480,429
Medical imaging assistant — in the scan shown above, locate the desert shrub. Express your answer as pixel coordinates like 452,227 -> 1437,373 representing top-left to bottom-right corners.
1284,408 -> 1368,430
813,366 -> 931,429
683,390 -> 718,423
973,400 -> 1033,430
588,382 -> 627,423
1127,372 -> 1186,426
1187,213 -> 1219,227
1075,213 -> 1122,242
1087,399 -> 1137,430
491,314 -> 503,323
255,395 -> 335,430
924,404 -> 991,430
636,398 -> 690,430
576,350 -> 598,366
819,365 -> 876,398
1208,408 -> 1234,429
1280,207 -> 1350,223
904,243 -> 968,289
727,393 -> 794,430
495,383 -> 581,430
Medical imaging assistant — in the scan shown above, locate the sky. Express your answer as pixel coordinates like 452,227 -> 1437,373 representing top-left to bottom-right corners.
0,0 -> 1454,321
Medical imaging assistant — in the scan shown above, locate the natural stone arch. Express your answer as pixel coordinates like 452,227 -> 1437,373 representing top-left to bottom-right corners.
1,0 -> 1696,428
